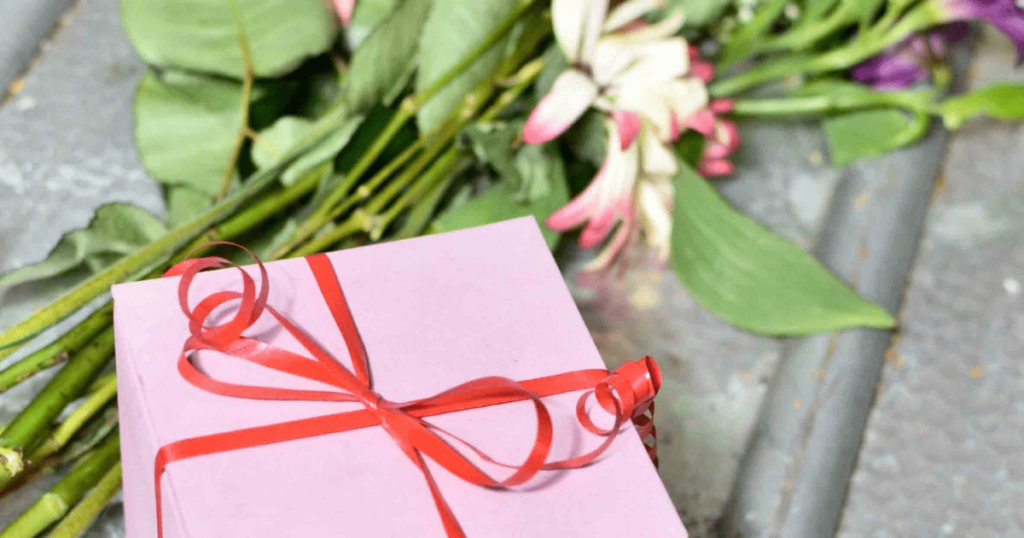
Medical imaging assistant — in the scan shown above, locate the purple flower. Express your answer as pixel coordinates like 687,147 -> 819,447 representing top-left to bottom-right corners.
851,23 -> 968,89
937,0 -> 1024,60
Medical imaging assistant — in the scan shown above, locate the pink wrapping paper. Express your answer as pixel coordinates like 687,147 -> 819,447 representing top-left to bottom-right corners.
113,218 -> 687,537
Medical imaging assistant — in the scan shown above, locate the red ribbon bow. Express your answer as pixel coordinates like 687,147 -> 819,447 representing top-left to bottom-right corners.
154,243 -> 661,538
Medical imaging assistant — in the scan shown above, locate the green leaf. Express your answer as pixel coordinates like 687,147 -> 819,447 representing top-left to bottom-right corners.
668,0 -> 731,28
669,163 -> 894,335
166,186 -> 213,228
0,204 -> 167,287
251,112 -> 364,186
346,0 -> 401,47
120,0 -> 337,78
135,71 -> 244,196
434,144 -> 569,247
347,0 -> 433,112
823,109 -> 928,167
564,111 -> 608,167
940,83 -> 1024,130
415,0 -> 516,131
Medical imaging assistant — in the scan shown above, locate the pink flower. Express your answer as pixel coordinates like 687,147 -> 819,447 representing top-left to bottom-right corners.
332,0 -> 356,26
685,100 -> 740,177
547,119 -> 640,254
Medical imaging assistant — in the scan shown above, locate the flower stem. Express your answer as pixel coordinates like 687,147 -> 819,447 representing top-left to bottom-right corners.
717,0 -> 790,70
731,89 -> 934,116
274,0 -> 540,258
0,105 -> 348,353
28,375 -> 118,464
0,154 -> 325,390
0,433 -> 119,538
0,304 -> 112,394
42,462 -> 121,538
710,5 -> 937,96
0,329 -> 114,489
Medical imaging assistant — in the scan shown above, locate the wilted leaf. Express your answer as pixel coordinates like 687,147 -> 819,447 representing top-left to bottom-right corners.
0,204 -> 167,287
669,162 -> 894,335
120,0 -> 337,78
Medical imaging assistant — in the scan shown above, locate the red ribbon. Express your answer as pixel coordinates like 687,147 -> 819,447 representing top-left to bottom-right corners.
153,243 -> 661,538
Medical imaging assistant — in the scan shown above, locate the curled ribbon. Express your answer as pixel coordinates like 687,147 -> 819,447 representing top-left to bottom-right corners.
153,243 -> 661,538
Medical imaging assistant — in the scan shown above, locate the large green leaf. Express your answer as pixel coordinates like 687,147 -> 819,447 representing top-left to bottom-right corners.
434,144 -> 568,247
823,109 -> 928,167
134,71 -> 244,196
120,0 -> 337,78
347,0 -> 433,112
415,0 -> 516,131
0,204 -> 167,287
940,83 -> 1024,130
669,163 -> 894,335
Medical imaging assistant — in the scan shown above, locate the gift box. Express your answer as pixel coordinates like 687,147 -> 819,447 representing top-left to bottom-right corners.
113,218 -> 686,537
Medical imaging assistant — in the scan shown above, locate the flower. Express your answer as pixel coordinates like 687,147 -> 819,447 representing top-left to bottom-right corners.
527,0 -> 737,268
930,0 -> 1024,61
850,23 -> 967,89
332,0 -> 356,26
522,0 -> 705,146
684,100 -> 740,177
546,118 -> 639,253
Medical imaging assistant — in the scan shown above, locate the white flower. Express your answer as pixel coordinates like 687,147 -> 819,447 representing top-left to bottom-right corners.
522,0 -> 706,146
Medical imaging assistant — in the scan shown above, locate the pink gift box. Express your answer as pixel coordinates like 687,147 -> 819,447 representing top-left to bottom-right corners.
113,218 -> 686,537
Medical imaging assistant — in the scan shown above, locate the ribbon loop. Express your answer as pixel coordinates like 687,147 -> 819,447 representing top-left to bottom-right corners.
153,243 -> 661,538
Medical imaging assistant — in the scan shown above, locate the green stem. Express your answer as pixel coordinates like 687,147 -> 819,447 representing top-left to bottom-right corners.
29,375 -> 117,463
217,0 -> 256,200
292,56 -> 546,258
0,159 -> 324,390
759,0 -> 886,54
0,304 -> 112,394
0,434 -> 119,538
718,0 -> 790,69
43,462 -> 122,538
710,4 -> 938,97
0,329 -> 114,489
0,104 -> 348,353
275,0 -> 539,258
731,89 -> 934,116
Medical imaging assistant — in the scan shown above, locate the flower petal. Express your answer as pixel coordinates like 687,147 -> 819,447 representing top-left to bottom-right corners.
615,38 -> 690,82
604,0 -> 667,32
640,126 -> 678,176
522,70 -> 597,145
553,0 -> 609,64
637,179 -> 673,260
661,78 -> 709,125
698,158 -> 734,177
612,110 -> 642,149
612,8 -> 686,44
685,109 -> 716,136
333,0 -> 356,26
